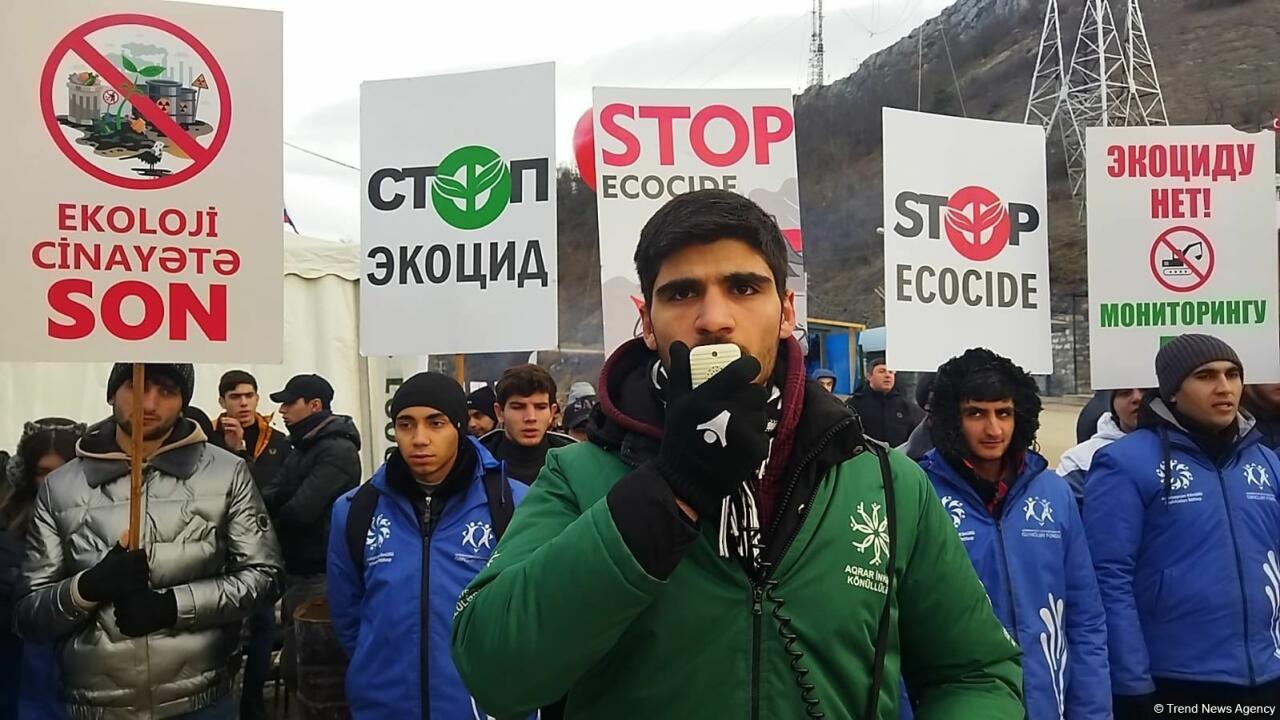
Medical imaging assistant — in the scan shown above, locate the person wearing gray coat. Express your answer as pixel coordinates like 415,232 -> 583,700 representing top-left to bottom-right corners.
14,363 -> 283,719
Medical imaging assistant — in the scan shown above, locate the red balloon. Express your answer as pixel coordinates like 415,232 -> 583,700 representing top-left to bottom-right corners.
573,107 -> 596,192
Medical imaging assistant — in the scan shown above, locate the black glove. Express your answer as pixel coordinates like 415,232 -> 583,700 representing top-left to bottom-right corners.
78,544 -> 149,604
113,589 -> 178,637
655,341 -> 770,518
1112,693 -> 1156,720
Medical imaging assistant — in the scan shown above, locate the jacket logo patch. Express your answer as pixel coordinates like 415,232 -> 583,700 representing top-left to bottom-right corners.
462,521 -> 493,551
696,410 -> 731,448
1023,497 -> 1054,526
1156,459 -> 1204,505
1156,459 -> 1194,492
1020,497 -> 1062,540
1244,463 -> 1276,503
850,502 -> 889,566
940,495 -> 966,529
366,514 -> 392,552
1244,463 -> 1272,489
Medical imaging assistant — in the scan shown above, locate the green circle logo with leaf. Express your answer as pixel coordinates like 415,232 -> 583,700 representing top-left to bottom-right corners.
431,145 -> 512,230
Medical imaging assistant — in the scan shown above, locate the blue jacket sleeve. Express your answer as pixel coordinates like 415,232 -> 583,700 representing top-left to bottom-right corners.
1084,447 -> 1153,696
326,495 -> 362,658
1062,495 -> 1112,719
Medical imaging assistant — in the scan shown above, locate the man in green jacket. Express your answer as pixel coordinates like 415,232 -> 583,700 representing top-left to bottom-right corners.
452,190 -> 1022,719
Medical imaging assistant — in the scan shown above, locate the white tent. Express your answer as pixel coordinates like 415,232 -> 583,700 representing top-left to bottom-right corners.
0,232 -> 413,477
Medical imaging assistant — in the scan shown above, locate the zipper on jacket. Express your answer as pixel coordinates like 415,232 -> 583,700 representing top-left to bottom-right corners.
751,584 -> 764,720
992,515 -> 1020,638
420,495 -> 438,720
1216,467 -> 1257,685
749,417 -> 857,719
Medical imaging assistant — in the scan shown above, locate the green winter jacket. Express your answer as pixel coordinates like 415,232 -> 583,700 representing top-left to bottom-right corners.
452,340 -> 1021,719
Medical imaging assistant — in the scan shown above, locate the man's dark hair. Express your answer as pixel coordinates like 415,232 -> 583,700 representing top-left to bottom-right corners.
495,364 -> 558,407
634,189 -> 789,303
218,370 -> 258,398
929,348 -> 1042,462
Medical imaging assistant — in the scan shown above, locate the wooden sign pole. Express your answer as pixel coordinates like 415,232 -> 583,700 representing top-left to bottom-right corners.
455,353 -> 466,386
127,363 -> 145,550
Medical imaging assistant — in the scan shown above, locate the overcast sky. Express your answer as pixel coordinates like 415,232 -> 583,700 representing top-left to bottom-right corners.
191,0 -> 953,241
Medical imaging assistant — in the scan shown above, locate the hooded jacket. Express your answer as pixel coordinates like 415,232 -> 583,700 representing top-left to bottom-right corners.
263,414 -> 362,575
1084,397 -> 1280,695
1057,412 -> 1127,505
14,419 -> 283,719
327,438 -> 528,720
919,450 -> 1111,720
451,338 -> 1022,719
897,419 -> 934,461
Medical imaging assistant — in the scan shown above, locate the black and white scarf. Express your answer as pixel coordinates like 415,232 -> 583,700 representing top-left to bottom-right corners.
650,361 -> 784,571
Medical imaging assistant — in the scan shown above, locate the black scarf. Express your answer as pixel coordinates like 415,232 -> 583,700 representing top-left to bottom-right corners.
287,410 -> 332,445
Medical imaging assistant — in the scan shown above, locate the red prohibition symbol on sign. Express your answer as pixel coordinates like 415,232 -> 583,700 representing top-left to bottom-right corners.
1149,225 -> 1215,293
39,13 -> 232,190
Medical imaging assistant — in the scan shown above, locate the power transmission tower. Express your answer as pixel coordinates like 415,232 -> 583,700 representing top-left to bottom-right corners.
1124,0 -> 1168,125
1025,0 -> 1167,222
1025,0 -> 1066,128
808,0 -> 825,88
1062,0 -> 1130,218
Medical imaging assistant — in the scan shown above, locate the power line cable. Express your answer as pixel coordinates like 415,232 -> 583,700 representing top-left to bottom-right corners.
664,15 -> 761,85
939,16 -> 967,117
284,141 -> 359,172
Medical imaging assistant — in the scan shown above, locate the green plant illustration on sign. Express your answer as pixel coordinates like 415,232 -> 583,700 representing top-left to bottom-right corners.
431,145 -> 512,230
104,55 -> 166,133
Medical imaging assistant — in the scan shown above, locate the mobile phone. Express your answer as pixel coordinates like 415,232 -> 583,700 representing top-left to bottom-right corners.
689,343 -> 742,388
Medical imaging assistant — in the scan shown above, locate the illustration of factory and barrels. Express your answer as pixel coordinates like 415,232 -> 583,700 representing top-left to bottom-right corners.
58,47 -> 216,179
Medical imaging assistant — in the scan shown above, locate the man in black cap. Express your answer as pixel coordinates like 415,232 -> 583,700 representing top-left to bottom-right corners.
262,373 -> 362,695
327,372 -> 529,719
15,363 -> 282,718
845,358 -> 921,447
467,385 -> 499,438
561,394 -> 596,443
1085,334 -> 1280,716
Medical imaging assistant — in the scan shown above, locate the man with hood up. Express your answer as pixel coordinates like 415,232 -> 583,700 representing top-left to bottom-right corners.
909,348 -> 1110,719
1056,388 -> 1145,505
1086,334 -> 1280,716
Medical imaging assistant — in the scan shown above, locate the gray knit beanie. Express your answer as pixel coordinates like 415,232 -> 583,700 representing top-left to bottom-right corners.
1155,334 -> 1242,402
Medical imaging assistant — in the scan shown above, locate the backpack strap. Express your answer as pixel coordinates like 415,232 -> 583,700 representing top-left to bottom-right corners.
482,466 -> 515,542
345,482 -> 383,577
864,444 -> 898,719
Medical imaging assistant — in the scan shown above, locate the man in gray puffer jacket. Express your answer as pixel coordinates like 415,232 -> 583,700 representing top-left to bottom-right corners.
15,363 -> 283,719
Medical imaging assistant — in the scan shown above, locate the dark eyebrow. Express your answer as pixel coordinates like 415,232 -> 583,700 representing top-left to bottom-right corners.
724,271 -> 772,288
654,277 -> 704,300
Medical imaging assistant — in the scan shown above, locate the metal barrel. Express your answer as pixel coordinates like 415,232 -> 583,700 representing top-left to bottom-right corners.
294,599 -> 351,720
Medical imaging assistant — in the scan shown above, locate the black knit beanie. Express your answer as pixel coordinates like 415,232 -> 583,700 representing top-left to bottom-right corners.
106,363 -> 195,409
466,385 -> 498,423
1156,334 -> 1243,402
391,372 -> 468,430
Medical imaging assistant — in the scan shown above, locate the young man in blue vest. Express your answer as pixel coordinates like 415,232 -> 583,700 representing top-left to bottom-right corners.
326,372 -> 529,719
910,348 -> 1110,720
1086,334 -> 1280,716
